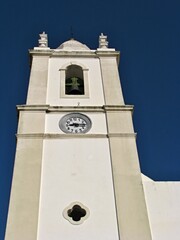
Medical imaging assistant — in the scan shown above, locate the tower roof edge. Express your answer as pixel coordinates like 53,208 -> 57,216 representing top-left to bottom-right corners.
57,39 -> 90,50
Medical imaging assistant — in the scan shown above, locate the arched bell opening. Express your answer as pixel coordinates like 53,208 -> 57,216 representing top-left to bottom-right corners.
65,65 -> 84,95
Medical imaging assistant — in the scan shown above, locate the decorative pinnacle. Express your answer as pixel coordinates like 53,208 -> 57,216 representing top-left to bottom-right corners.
38,31 -> 48,48
99,33 -> 108,48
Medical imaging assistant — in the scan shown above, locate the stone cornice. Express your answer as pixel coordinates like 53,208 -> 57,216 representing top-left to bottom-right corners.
16,133 -> 136,139
17,105 -> 49,111
96,51 -> 120,64
16,133 -> 107,139
17,105 -> 134,112
29,49 -> 120,59
108,133 -> 137,138
103,105 -> 134,111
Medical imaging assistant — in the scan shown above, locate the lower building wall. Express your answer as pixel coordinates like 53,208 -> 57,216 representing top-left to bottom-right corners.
142,175 -> 180,240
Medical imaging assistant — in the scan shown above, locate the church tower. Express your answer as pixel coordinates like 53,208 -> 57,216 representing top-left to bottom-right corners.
5,33 -> 152,240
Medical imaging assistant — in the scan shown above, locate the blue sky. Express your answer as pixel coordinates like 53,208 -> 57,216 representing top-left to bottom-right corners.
0,0 -> 180,238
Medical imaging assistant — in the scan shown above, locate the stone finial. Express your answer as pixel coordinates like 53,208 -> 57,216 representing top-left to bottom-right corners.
38,31 -> 48,48
99,33 -> 108,49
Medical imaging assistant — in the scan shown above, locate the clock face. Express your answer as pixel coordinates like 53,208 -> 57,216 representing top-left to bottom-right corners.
59,113 -> 92,134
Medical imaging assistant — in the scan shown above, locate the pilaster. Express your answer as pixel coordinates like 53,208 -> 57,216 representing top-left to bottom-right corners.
98,53 -> 124,105
5,107 -> 46,240
104,106 -> 152,239
27,55 -> 49,104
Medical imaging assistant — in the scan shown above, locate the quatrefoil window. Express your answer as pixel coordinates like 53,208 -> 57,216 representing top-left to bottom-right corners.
63,202 -> 90,225
68,204 -> 86,221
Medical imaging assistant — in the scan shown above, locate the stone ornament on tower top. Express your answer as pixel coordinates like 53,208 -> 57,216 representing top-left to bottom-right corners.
97,33 -> 115,51
39,32 -> 48,47
99,33 -> 108,48
34,31 -> 50,50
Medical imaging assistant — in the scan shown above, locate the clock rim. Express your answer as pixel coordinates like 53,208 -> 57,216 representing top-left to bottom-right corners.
59,113 -> 92,134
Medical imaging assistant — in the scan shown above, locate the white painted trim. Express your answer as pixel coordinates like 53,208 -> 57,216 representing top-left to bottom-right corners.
59,62 -> 89,98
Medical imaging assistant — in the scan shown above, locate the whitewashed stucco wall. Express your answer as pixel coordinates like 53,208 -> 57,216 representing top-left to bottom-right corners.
142,174 -> 180,240
37,138 -> 119,240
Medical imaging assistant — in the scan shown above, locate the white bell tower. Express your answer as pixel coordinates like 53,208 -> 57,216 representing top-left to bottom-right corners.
5,33 -> 152,240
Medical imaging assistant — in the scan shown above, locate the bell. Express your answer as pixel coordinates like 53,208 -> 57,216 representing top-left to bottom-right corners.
68,85 -> 82,94
66,77 -> 83,95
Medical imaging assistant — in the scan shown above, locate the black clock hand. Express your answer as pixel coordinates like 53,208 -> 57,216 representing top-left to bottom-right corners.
68,123 -> 86,127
